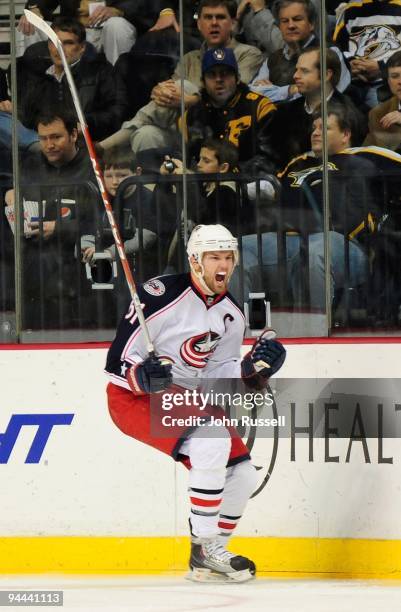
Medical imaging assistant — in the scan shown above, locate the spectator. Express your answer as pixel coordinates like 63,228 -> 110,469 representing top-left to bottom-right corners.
235,0 -> 283,55
162,137 -> 239,228
19,0 -> 139,64
237,103 -> 379,311
112,29 -> 182,123
250,0 -> 350,103
180,47 -> 279,173
0,64 -> 40,160
5,108 -> 99,328
364,50 -> 401,152
0,17 -> 122,152
271,46 -> 365,168
191,137 -> 240,230
111,0 -> 206,121
158,137 -> 240,271
100,0 -> 264,154
81,147 -> 158,279
333,0 -> 401,108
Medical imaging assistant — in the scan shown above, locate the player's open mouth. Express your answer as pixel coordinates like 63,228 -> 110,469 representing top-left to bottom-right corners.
215,272 -> 226,283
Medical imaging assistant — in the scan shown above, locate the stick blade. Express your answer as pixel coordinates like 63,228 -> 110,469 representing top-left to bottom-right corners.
24,9 -> 60,47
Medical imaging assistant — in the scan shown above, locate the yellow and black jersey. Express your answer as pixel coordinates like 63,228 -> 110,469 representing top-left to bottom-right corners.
339,144 -> 401,172
277,147 -> 386,242
179,83 -> 279,171
333,0 -> 401,64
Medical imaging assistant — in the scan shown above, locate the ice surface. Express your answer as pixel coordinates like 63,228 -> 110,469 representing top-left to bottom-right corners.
0,575 -> 400,612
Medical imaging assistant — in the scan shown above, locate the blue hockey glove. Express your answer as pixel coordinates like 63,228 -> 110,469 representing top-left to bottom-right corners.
127,356 -> 173,395
241,330 -> 286,390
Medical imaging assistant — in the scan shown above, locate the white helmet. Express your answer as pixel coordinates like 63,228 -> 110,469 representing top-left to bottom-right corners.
187,224 -> 238,294
187,224 -> 239,264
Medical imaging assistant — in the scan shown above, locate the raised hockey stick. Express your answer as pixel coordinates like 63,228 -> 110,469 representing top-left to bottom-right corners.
24,10 -> 155,355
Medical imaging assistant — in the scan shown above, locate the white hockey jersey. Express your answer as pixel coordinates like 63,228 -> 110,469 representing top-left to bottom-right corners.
105,273 -> 246,390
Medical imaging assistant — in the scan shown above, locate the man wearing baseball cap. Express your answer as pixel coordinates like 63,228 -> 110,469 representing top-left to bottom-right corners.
178,47 -> 280,173
201,47 -> 239,75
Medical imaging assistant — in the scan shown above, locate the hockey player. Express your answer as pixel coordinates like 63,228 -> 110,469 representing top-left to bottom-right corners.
105,224 -> 286,582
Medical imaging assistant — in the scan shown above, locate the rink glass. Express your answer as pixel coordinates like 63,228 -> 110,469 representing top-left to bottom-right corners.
2,0 -> 401,342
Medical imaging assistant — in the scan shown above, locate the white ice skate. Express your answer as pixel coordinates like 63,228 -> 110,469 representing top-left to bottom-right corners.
186,537 -> 256,583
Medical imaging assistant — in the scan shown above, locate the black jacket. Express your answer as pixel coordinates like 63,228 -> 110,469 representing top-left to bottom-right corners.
20,147 -> 99,248
277,150 -> 379,242
16,52 -> 120,140
186,181 -> 240,236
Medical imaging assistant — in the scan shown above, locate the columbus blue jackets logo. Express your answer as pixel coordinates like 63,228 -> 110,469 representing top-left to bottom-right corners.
180,331 -> 221,368
143,279 -> 166,296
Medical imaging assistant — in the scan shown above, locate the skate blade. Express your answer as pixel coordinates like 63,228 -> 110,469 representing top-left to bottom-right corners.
186,568 -> 255,583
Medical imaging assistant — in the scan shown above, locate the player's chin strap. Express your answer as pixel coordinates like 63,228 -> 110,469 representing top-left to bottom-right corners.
189,258 -> 237,296
190,261 -> 215,296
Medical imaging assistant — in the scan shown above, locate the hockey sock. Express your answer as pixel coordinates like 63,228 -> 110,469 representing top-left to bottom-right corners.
189,477 -> 225,538
218,513 -> 242,541
218,461 -> 258,543
181,424 -> 231,539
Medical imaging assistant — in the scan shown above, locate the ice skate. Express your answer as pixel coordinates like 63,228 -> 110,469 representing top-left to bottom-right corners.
186,537 -> 256,583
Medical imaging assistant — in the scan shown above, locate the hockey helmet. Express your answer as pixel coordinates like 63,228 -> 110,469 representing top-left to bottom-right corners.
187,224 -> 239,264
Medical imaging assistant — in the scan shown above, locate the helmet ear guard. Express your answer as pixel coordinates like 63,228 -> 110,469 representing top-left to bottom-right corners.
187,224 -> 239,294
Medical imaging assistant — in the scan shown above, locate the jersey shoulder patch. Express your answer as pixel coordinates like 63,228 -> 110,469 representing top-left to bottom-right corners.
137,273 -> 191,308
143,278 -> 166,296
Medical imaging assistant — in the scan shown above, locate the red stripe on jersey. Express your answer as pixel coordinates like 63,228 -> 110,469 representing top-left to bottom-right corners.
218,521 -> 237,530
190,497 -> 222,507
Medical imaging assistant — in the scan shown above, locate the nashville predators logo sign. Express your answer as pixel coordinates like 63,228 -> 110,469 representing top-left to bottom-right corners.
350,25 -> 401,61
288,162 -> 338,187
180,331 -> 221,368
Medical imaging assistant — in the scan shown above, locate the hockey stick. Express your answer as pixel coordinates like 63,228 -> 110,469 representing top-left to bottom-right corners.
24,10 -> 155,355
